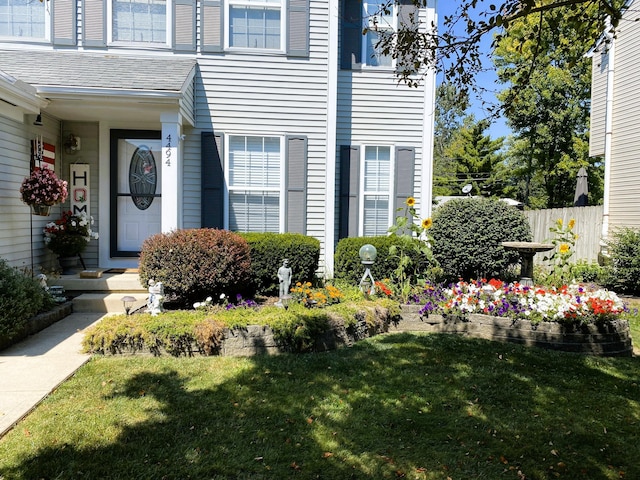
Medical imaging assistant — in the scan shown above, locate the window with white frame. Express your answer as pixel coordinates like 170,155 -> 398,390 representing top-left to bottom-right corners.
227,135 -> 283,232
0,0 -> 48,40
112,0 -> 167,44
227,0 -> 283,50
361,145 -> 393,236
362,0 -> 395,67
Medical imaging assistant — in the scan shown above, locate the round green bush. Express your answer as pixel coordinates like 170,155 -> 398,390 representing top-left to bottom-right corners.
431,198 -> 532,281
0,259 -> 54,346
139,229 -> 251,307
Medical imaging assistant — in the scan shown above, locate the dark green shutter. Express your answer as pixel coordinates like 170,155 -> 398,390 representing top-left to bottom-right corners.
174,0 -> 196,51
83,0 -> 106,47
287,0 -> 310,57
286,135 -> 307,234
53,0 -> 77,45
202,0 -> 224,53
339,145 -> 360,238
201,132 -> 225,228
341,0 -> 362,69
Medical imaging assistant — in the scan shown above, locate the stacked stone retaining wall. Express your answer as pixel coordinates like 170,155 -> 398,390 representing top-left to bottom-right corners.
393,305 -> 633,357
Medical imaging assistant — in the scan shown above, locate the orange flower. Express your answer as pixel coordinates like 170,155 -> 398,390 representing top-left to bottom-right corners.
405,197 -> 416,207
568,219 -> 576,230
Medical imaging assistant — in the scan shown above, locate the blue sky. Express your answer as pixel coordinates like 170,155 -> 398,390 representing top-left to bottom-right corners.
436,1 -> 511,139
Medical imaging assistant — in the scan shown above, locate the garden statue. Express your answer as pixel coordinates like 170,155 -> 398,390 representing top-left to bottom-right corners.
147,279 -> 165,316
37,273 -> 48,290
278,259 -> 292,298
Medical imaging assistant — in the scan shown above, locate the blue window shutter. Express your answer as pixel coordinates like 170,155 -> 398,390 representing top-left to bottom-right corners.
286,135 -> 307,234
287,0 -> 309,57
341,0 -> 362,69
174,0 -> 196,51
201,132 -> 225,228
394,146 -> 415,232
339,145 -> 360,238
53,0 -> 77,45
202,0 -> 224,53
83,0 -> 106,47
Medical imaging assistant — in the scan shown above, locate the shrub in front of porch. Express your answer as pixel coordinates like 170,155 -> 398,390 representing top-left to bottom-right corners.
0,259 -> 55,348
139,229 -> 251,308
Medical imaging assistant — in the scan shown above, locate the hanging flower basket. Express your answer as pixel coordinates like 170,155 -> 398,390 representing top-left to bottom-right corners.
31,204 -> 52,216
20,167 -> 68,214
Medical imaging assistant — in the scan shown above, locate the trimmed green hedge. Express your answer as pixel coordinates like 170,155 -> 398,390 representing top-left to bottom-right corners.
239,232 -> 320,295
334,236 -> 433,285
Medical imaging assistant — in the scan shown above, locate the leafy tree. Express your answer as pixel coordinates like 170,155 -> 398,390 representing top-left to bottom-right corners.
374,0 -> 627,111
493,2 -> 604,207
443,118 -> 506,197
433,83 -> 471,197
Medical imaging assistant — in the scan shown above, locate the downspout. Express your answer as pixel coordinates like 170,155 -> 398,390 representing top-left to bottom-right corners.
324,0 -> 339,278
420,0 -> 437,219
601,16 -> 615,253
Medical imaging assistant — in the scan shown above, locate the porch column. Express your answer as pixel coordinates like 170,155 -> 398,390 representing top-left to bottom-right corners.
161,112 -> 183,232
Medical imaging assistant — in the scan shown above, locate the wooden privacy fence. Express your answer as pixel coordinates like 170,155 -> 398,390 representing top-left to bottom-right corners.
523,206 -> 603,265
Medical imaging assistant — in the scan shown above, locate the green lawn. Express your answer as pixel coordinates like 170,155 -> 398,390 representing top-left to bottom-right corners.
1,332 -> 639,480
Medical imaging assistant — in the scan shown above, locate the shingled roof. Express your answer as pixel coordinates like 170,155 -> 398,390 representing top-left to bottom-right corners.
0,50 -> 196,92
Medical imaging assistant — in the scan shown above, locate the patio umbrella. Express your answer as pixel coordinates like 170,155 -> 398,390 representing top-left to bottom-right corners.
573,166 -> 588,206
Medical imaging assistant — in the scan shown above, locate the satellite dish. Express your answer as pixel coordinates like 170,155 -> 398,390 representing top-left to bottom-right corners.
462,184 -> 472,195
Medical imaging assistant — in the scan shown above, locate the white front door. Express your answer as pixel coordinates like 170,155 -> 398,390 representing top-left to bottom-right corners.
111,130 -> 162,257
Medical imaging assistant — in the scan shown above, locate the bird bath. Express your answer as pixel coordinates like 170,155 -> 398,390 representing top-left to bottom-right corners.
502,242 -> 554,286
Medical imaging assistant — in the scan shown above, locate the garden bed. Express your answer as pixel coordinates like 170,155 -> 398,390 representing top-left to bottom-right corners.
393,304 -> 634,356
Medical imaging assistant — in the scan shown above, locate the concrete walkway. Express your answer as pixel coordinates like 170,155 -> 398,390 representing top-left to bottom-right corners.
0,312 -> 106,438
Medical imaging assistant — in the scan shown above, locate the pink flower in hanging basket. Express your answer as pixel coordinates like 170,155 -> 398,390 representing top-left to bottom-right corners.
20,167 -> 68,206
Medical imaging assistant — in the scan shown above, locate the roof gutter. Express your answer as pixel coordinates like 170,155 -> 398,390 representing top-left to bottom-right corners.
601,16 -> 615,248
35,85 -> 184,105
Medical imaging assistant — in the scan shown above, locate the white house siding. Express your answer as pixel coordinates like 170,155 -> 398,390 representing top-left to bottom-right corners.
184,1 -> 332,269
0,113 -> 60,271
606,17 -> 640,230
588,50 -> 608,157
336,71 -> 426,214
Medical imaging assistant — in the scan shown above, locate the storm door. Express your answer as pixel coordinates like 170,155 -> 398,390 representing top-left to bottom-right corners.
110,130 -> 162,257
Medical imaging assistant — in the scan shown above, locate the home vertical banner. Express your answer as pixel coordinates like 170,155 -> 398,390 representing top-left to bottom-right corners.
70,164 -> 90,216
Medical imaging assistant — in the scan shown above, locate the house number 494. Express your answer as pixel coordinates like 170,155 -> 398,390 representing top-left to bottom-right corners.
165,135 -> 172,167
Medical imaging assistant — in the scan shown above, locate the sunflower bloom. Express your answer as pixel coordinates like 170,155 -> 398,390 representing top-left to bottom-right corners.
405,197 -> 416,207
556,218 -> 563,227
568,219 -> 576,230
421,218 -> 433,229
559,243 -> 570,254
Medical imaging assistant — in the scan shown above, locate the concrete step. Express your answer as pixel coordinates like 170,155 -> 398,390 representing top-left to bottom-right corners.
51,273 -> 145,294
72,293 -> 149,314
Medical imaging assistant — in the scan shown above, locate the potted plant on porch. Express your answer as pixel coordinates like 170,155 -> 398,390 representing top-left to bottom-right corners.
20,167 -> 68,216
43,211 -> 98,274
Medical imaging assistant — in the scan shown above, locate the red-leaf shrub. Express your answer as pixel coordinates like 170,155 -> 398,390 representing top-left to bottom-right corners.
139,229 -> 251,307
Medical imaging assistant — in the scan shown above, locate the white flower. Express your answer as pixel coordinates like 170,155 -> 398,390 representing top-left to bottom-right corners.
193,302 -> 201,309
206,296 -> 213,302
220,293 -> 226,300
